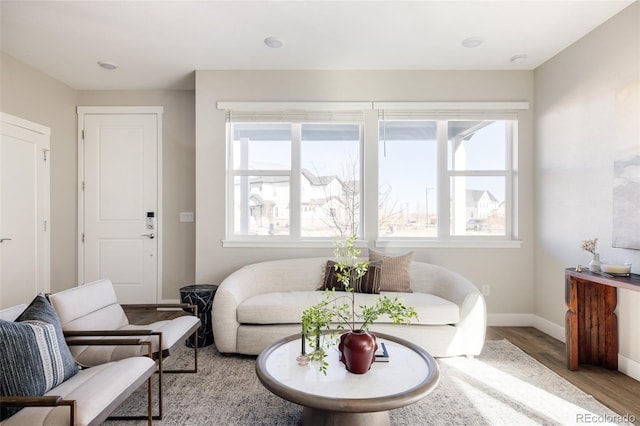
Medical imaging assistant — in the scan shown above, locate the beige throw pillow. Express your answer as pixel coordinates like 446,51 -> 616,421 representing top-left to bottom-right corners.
368,249 -> 414,293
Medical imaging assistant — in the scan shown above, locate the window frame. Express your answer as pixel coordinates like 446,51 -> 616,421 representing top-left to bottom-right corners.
376,117 -> 517,246
224,117 -> 366,244
219,101 -> 527,248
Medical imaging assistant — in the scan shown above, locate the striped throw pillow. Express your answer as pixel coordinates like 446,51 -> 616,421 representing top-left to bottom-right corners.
0,295 -> 79,420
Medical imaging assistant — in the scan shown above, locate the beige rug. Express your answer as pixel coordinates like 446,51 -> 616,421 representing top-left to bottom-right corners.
107,339 -> 632,425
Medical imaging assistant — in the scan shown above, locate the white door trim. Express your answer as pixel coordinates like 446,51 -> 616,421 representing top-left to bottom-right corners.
77,106 -> 163,300
0,112 -> 51,304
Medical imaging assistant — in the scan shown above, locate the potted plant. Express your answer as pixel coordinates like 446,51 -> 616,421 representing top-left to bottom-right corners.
301,236 -> 418,374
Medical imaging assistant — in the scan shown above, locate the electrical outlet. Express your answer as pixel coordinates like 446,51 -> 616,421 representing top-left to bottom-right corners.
482,285 -> 490,297
179,212 -> 194,223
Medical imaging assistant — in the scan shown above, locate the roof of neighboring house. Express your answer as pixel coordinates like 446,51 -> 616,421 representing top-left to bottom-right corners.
247,169 -> 343,186
301,169 -> 342,186
466,189 -> 499,206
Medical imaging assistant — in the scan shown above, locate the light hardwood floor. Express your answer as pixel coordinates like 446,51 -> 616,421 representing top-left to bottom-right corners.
487,326 -> 640,424
125,308 -> 640,423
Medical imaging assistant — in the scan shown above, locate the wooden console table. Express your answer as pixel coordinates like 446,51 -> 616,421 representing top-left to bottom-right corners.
565,268 -> 640,371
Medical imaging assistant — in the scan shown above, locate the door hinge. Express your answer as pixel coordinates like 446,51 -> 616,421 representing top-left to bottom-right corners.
82,181 -> 85,191
81,129 -> 85,140
43,149 -> 49,162
81,233 -> 85,243
44,220 -> 48,231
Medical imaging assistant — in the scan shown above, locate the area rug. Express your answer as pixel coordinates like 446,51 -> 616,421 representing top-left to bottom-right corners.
107,340 -> 632,425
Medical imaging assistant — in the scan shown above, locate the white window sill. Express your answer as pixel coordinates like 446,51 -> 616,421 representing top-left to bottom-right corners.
222,239 -> 522,249
375,239 -> 523,249
222,239 -> 367,249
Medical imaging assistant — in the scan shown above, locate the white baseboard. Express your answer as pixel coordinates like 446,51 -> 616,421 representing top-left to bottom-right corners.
618,354 -> 640,382
487,314 -> 565,342
532,315 -> 565,343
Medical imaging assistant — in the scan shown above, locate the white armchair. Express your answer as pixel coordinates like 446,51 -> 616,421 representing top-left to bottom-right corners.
47,279 -> 201,420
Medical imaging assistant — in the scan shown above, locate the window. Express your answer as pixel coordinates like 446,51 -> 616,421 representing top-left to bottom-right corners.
378,116 -> 516,240
228,120 -> 363,240
221,101 -> 526,247
448,120 -> 512,237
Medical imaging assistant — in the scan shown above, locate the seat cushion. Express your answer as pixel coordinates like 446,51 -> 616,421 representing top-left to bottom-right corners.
0,304 -> 27,322
69,315 -> 201,367
1,357 -> 155,426
125,315 -> 201,354
238,291 -> 328,324
237,291 -> 459,326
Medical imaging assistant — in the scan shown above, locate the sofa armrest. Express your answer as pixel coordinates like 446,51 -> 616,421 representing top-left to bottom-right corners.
0,396 -> 76,425
63,329 -> 154,337
212,265 -> 266,353
121,303 -> 198,317
63,330 -> 162,361
1,395 -> 63,406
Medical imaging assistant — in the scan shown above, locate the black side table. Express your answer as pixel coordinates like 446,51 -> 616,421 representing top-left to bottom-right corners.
179,284 -> 218,348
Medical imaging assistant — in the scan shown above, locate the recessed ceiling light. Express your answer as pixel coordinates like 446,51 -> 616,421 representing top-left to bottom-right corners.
510,54 -> 528,64
264,36 -> 284,49
97,61 -> 118,70
461,37 -> 484,48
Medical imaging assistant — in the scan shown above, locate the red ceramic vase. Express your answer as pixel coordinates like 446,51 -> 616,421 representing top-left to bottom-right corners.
338,330 -> 378,374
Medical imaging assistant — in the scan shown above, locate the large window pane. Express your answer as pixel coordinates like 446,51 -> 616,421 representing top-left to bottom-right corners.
301,124 -> 360,237
450,176 -> 506,236
448,120 -> 506,171
233,175 -> 290,236
232,123 -> 291,170
378,121 -> 438,238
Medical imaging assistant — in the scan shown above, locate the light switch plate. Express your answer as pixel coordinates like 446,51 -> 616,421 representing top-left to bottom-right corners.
179,212 -> 194,222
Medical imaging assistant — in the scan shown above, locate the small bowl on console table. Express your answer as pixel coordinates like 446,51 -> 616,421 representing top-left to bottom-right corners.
600,263 -> 632,277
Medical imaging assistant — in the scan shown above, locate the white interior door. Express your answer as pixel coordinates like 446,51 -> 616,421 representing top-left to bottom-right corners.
0,113 -> 50,309
79,107 -> 162,303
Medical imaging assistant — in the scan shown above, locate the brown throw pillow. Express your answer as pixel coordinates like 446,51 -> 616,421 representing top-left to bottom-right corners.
320,260 -> 383,294
368,249 -> 414,293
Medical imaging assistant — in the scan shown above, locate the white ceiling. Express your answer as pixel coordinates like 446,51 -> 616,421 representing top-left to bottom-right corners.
0,0 -> 635,90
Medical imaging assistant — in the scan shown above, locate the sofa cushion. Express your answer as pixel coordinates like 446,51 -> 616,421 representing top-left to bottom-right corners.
0,295 -> 79,420
320,260 -> 383,294
64,315 -> 201,367
382,292 -> 460,325
48,279 -> 129,330
237,291 -> 459,326
0,304 -> 28,322
239,291 -> 328,324
1,357 -> 155,426
368,249 -> 414,293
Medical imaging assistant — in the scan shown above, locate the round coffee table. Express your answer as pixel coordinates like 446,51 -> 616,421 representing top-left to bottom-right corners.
255,332 -> 440,426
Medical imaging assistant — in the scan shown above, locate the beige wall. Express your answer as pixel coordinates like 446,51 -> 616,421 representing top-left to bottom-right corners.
77,91 -> 196,301
1,52 -> 78,293
195,70 -> 536,316
1,52 -> 196,301
534,1 -> 640,374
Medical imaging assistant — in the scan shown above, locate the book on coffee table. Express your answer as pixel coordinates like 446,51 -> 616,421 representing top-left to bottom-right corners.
375,342 -> 389,362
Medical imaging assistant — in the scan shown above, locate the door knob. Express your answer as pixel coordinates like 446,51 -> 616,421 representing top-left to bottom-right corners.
0,238 -> 12,243
141,233 -> 155,239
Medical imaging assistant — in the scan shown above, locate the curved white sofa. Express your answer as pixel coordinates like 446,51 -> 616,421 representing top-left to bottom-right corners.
212,257 -> 486,357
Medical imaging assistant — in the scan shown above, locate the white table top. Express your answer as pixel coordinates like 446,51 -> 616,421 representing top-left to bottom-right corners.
256,332 -> 440,413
